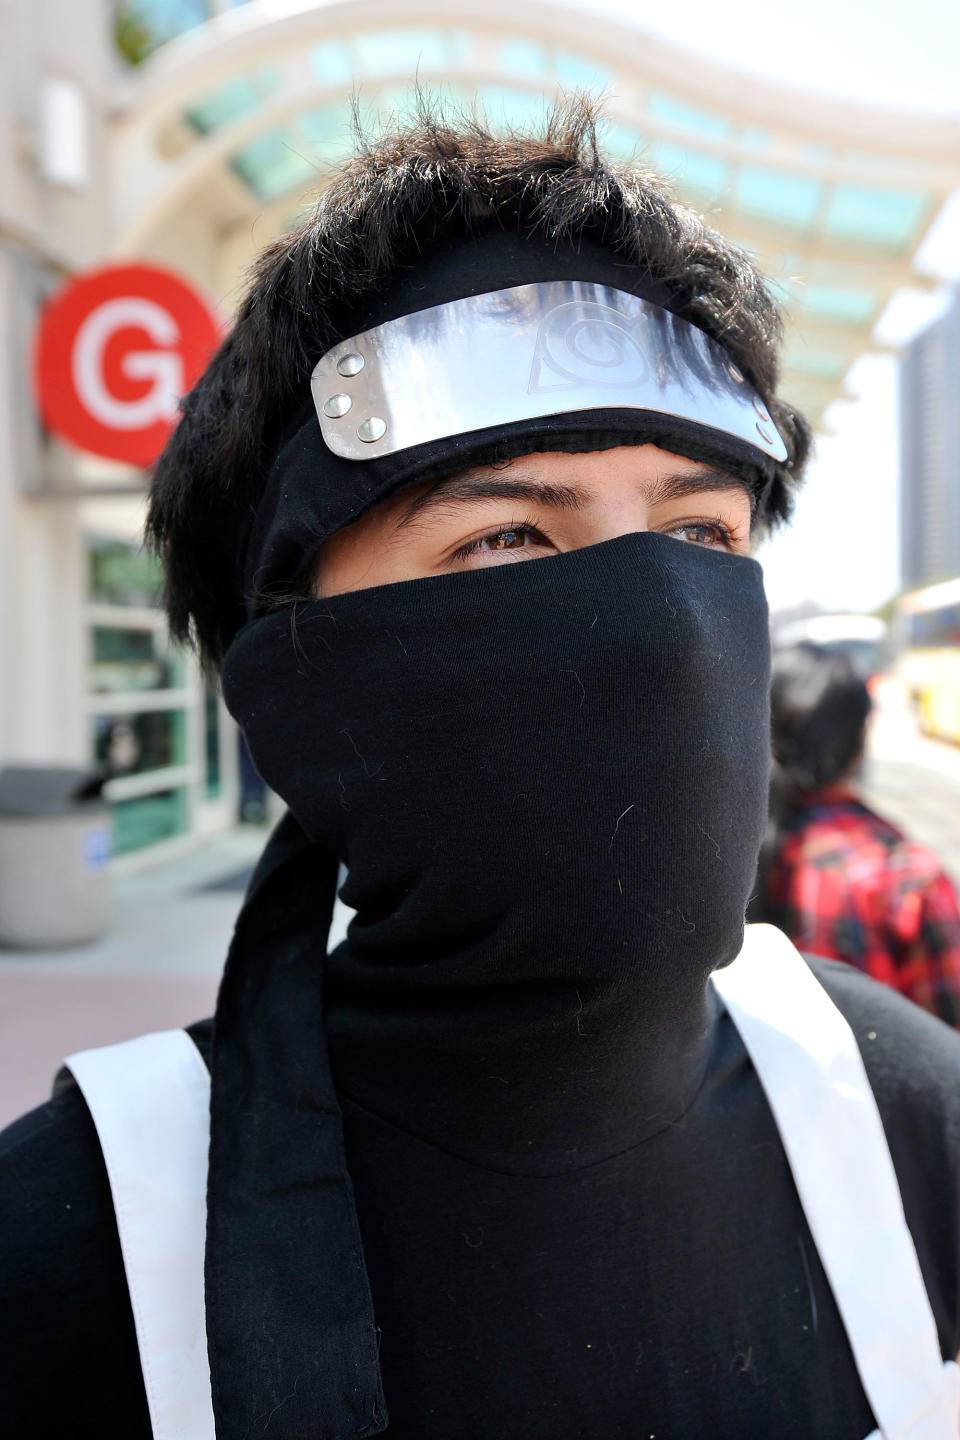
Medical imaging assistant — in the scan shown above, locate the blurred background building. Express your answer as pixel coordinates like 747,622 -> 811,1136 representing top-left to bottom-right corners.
900,290 -> 960,589
3,0 -> 960,864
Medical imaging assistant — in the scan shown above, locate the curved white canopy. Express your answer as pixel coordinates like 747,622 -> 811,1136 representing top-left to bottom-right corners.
108,0 -> 960,424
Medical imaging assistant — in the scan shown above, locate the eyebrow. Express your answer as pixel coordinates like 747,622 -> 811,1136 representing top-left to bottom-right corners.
395,463 -> 753,528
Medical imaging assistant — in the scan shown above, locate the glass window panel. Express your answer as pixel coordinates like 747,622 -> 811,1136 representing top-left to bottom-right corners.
449,31 -> 474,65
783,344 -> 848,378
800,285 -> 880,324
650,142 -> 728,199
602,123 -> 645,161
647,93 -> 730,141
231,129 -> 317,201
90,626 -> 185,694
92,708 -> 187,777
298,103 -> 355,160
825,185 -> 928,247
89,541 -> 163,608
352,29 -> 448,75
205,685 -> 222,800
498,39 -> 548,78
185,66 -> 279,134
736,166 -> 821,229
478,87 -> 549,131
310,41 -> 353,86
111,788 -> 189,855
764,275 -> 796,306
553,51 -> 614,90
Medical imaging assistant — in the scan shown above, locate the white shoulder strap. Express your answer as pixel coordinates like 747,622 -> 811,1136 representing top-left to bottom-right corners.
66,1031 -> 216,1440
713,925 -> 960,1440
63,943 -> 959,1440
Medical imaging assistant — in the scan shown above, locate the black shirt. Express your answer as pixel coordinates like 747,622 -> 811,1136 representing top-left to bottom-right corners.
3,957 -> 960,1439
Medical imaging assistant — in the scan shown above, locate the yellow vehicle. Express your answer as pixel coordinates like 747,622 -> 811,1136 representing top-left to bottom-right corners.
894,577 -> 960,744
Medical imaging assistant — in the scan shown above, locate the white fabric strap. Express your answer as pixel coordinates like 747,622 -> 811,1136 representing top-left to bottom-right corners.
67,1031 -> 216,1440
713,925 -> 960,1440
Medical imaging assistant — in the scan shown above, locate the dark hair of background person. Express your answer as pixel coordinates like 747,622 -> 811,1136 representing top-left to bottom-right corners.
145,92 -> 812,672
750,642 -> 873,922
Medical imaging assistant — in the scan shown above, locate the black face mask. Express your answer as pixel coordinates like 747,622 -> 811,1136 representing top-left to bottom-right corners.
206,530 -> 770,1437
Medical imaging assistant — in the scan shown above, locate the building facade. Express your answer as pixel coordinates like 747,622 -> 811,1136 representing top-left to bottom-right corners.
899,290 -> 960,590
3,0 -> 960,860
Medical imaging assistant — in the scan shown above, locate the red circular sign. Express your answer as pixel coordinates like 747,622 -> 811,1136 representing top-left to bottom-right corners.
32,262 -> 223,467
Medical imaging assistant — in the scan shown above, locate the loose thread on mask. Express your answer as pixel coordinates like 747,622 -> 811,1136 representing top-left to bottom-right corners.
608,803 -> 635,853
574,988 -> 585,1035
673,907 -> 696,934
561,667 -> 586,710
339,727 -> 384,778
300,604 -> 336,652
697,823 -> 722,861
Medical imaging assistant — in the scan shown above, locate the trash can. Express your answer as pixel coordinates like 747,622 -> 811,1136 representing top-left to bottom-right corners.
0,766 -> 111,948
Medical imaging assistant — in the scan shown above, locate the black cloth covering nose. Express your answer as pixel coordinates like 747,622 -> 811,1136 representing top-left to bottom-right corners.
209,531 -> 771,1437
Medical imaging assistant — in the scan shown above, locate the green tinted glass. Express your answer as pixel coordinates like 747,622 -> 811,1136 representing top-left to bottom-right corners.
111,788 -> 189,854
647,93 -> 731,140
89,542 -> 164,608
185,67 -> 279,134
651,142 -> 728,200
736,167 -> 821,229
231,130 -> 317,200
825,185 -> 928,247
92,708 -> 187,776
353,29 -> 448,75
90,627 -> 184,694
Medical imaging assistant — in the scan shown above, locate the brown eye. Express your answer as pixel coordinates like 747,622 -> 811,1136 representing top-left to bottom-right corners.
451,522 -> 552,565
488,529 -> 528,550
665,521 -> 733,549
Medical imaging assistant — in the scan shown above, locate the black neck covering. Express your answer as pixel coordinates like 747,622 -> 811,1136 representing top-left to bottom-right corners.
213,531 -> 771,1437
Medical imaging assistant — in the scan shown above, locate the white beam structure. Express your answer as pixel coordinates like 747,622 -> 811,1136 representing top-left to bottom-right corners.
105,0 -> 960,425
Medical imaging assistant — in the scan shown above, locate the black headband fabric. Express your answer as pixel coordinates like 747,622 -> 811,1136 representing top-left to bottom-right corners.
241,231 -> 775,612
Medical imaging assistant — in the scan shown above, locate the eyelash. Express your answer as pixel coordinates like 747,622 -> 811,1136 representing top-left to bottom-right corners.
451,516 -> 740,560
451,515 -> 549,561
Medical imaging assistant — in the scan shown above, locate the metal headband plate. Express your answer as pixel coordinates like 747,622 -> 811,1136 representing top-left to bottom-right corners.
310,281 -> 788,465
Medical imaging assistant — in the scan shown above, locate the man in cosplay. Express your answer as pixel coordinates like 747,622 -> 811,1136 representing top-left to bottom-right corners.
4,101 -> 960,1440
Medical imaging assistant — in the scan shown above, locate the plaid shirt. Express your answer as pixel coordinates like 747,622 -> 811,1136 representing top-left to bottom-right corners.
764,787 -> 960,1028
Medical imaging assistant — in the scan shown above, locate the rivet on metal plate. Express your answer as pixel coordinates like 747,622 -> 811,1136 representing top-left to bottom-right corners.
337,353 -> 365,377
756,422 -> 774,444
727,363 -> 744,384
323,393 -> 352,418
357,417 -> 387,443
753,396 -> 770,421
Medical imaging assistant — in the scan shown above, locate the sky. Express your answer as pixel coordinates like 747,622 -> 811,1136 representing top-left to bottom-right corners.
577,0 -> 960,615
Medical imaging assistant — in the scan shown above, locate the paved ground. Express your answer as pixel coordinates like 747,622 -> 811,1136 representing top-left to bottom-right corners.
2,680 -> 958,1131
861,679 -> 960,885
0,830 -> 267,1129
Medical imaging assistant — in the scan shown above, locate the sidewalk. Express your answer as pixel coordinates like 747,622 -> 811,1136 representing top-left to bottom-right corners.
0,828 -> 266,1130
861,678 -> 960,884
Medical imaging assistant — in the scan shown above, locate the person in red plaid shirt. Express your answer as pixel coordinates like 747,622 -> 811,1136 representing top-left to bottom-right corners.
755,642 -> 960,1027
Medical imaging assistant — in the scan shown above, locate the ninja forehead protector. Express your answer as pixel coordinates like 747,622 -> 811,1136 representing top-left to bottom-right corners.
313,282 -> 786,466
241,234 -> 786,609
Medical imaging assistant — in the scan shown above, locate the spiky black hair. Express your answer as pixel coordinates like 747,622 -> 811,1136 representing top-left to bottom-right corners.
146,94 -> 811,669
